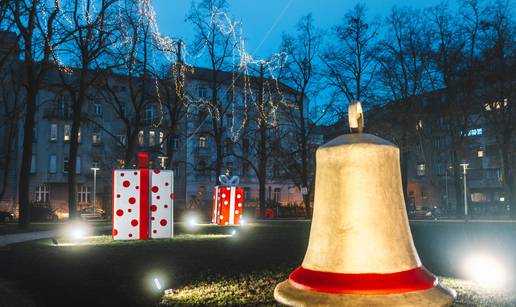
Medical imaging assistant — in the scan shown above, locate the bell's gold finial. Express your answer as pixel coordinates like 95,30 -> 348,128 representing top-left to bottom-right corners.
348,101 -> 364,133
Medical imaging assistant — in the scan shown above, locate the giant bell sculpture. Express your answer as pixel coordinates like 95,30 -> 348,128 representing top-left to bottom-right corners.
274,102 -> 456,306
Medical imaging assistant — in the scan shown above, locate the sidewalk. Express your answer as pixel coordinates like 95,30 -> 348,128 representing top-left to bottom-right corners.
0,224 -> 111,247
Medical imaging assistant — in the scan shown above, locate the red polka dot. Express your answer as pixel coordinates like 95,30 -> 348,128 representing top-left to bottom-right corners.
129,197 -> 136,204
134,172 -> 138,175
128,233 -> 133,237
116,194 -> 121,198
116,209 -> 124,216
152,186 -> 159,193
128,209 -> 132,213
170,193 -> 174,199
164,204 -> 168,208
165,182 -> 169,186
156,195 -> 161,200
136,186 -> 139,190
154,169 -> 161,174
160,219 -> 168,226
131,219 -> 138,227
153,230 -> 157,234
123,180 -> 130,187
151,217 -> 155,221
150,205 -> 157,212
120,173 -> 125,177
113,229 -> 118,236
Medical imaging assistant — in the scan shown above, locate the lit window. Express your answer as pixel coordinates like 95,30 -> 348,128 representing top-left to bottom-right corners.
49,155 -> 57,173
78,128 -> 81,143
117,134 -> 126,145
477,149 -> 484,158
94,103 -> 102,116
467,128 -> 483,136
92,130 -> 101,144
199,136 -> 206,149
50,124 -> 58,141
417,163 -> 425,176
77,185 -> 91,203
64,124 -> 71,141
35,185 -> 49,203
416,120 -> 423,130
138,130 -> 144,146
149,130 -> 155,146
159,131 -> 164,148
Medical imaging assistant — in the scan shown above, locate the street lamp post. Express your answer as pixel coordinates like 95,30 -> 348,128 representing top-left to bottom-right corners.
158,156 -> 168,169
460,163 -> 469,221
91,166 -> 100,215
444,165 -> 452,214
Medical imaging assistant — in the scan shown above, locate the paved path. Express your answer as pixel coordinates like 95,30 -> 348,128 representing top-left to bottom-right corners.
0,225 -> 111,247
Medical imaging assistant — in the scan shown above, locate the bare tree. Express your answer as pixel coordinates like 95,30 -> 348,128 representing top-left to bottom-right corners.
376,7 -> 431,206
479,0 -> 515,218
55,0 -> 118,220
186,0 -> 237,184
322,4 -> 379,110
278,14 -> 323,217
7,0 -> 61,228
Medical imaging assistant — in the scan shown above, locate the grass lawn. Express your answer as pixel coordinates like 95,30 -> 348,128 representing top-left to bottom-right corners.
0,220 -> 515,306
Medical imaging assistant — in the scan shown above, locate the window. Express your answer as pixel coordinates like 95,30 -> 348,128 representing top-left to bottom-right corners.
64,124 -> 71,142
199,136 -> 206,149
78,127 -> 81,143
149,130 -> 155,146
77,185 -> 91,203
92,130 -> 101,144
273,188 -> 281,203
159,131 -> 164,148
63,157 -> 70,173
49,155 -> 57,173
486,168 -> 501,180
30,155 -> 37,174
59,96 -> 69,118
50,124 -> 58,141
173,137 -> 179,150
94,103 -> 102,116
198,86 -> 208,98
467,128 -> 483,136
477,149 -> 484,158
471,193 -> 488,202
138,130 -> 144,146
145,105 -> 155,121
417,163 -> 425,177
76,156 -> 81,174
117,134 -> 126,145
35,185 -> 49,203
416,119 -> 423,130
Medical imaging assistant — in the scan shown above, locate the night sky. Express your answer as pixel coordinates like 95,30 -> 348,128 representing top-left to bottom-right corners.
152,0 -> 459,64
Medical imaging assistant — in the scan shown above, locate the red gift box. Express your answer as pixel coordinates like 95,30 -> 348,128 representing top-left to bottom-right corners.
212,184 -> 244,225
112,153 -> 173,240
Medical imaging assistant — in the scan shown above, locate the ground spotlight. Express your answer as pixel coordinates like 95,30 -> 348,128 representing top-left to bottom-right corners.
183,212 -> 200,230
463,252 -> 507,288
65,221 -> 90,241
240,218 -> 245,226
153,277 -> 163,291
231,229 -> 237,236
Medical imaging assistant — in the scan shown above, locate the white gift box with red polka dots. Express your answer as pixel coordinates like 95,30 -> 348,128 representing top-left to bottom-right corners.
112,169 -> 173,240
212,186 -> 244,225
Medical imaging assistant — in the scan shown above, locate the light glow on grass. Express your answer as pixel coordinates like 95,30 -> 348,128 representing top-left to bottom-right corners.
230,229 -> 237,236
184,213 -> 201,231
63,221 -> 91,241
463,253 -> 507,288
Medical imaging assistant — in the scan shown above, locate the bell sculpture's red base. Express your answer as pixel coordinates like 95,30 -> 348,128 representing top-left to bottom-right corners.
274,266 -> 456,307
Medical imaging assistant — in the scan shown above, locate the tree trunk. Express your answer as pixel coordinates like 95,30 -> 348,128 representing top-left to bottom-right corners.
18,88 -> 37,228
